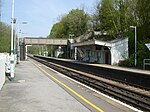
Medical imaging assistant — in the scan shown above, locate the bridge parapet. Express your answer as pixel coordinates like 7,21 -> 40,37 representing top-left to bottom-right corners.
23,38 -> 68,45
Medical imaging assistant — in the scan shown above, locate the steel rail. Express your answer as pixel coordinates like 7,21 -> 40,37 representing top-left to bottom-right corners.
33,55 -> 150,90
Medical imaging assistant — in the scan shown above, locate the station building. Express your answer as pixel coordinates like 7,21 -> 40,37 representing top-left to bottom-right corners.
71,32 -> 128,65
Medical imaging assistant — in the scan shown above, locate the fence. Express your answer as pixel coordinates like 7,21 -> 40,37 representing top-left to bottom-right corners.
143,59 -> 150,70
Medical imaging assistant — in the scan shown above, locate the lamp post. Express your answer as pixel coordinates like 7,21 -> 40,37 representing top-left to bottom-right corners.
10,0 -> 15,79
69,34 -> 74,58
130,26 -> 137,66
16,22 -> 27,64
11,0 -> 15,55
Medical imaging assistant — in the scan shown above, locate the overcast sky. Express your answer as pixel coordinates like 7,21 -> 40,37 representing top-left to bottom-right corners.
1,0 -> 97,37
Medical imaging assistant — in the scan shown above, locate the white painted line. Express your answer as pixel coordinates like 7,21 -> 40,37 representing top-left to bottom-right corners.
42,63 -> 143,112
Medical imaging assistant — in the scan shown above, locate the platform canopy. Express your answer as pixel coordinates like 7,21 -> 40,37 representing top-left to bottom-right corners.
71,39 -> 111,47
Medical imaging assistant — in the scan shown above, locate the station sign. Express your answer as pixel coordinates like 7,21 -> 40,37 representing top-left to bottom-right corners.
145,43 -> 150,51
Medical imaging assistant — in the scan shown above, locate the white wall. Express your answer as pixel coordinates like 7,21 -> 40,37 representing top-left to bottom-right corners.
0,54 -> 7,90
111,38 -> 128,65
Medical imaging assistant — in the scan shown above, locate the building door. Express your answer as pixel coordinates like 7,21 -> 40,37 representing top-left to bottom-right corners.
105,51 -> 111,64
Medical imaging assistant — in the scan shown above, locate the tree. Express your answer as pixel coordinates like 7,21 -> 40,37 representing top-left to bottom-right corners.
135,0 -> 150,67
92,0 -> 118,38
136,0 -> 150,40
49,9 -> 89,38
66,9 -> 89,37
92,0 -> 138,37
0,22 -> 11,53
49,22 -> 66,38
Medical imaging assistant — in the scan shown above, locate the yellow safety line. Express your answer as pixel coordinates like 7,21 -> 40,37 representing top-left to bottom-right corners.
31,61 -> 104,112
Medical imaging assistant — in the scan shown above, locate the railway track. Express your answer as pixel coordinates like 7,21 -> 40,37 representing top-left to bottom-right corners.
30,56 -> 150,111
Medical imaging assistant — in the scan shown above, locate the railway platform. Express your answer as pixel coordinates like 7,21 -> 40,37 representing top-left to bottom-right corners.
0,59 -> 142,112
0,60 -> 90,112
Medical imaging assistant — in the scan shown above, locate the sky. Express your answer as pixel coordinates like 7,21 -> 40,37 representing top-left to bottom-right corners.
1,0 -> 97,37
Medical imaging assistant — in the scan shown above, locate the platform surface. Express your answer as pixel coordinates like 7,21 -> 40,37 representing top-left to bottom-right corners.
0,61 -> 90,112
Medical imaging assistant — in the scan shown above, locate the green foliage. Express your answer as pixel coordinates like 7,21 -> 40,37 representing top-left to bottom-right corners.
49,22 -> 66,38
0,22 -> 11,53
67,9 -> 89,36
136,0 -> 150,68
49,9 -> 89,38
137,40 -> 150,67
118,55 -> 134,67
136,0 -> 150,40
28,45 -> 40,55
99,0 -> 118,37
92,0 -> 138,38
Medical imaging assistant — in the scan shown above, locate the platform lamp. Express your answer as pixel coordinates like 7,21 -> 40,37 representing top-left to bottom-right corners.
130,26 -> 137,67
10,0 -> 15,80
69,34 -> 74,59
16,22 -> 28,64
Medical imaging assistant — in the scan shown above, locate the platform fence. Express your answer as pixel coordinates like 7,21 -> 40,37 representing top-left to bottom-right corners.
143,59 -> 150,70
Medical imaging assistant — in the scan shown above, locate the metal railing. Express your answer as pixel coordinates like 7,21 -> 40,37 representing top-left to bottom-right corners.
143,59 -> 150,70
